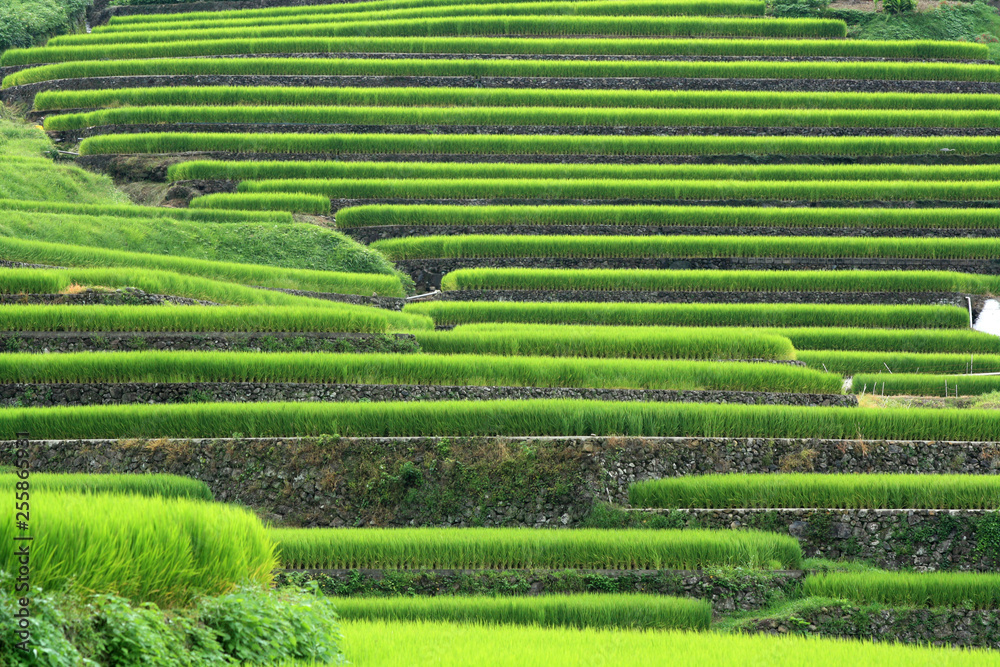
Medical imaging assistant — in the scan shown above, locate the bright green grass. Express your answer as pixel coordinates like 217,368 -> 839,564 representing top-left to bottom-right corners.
48,16 -> 847,47
0,473 -> 212,500
414,324 -> 796,360
803,572 -> 1000,609
0,304 -> 430,333
797,350 -> 997,375
77,133 -> 1000,158
330,594 -> 711,630
272,526 -> 802,569
445,323 -> 1000,354
439,269 -> 1000,293
93,0 -> 766,35
0,491 -> 277,607
403,301 -> 968,329
44,87 -> 1000,114
335,204 -> 1000,230
11,57 -> 999,89
851,373 -> 1000,397
629,473 -> 1000,509
0,197 -> 292,223
336,619 -> 1000,667
5,36 -> 980,67
0,351 -> 841,394
172,160 -> 1000,184
5,400 -> 1000,441
0,235 -> 406,296
189,192 -> 331,215
49,105 -> 1000,131
0,209 -> 397,277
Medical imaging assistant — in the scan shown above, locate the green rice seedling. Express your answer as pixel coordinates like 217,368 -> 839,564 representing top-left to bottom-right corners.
78,133 -> 1000,158
330,594 -> 711,630
5,36 -> 982,67
6,399 -> 1000,441
272,526 -> 803,569
628,473 -> 1000,509
0,198 -> 292,222
414,324 -> 796,360
0,473 -> 212,500
336,204 -> 1000,230
189,193 -> 331,215
850,373 -> 1000,397
48,16 -> 847,47
0,491 -> 276,606
0,304 -> 429,334
170,160 -> 1000,184
403,302 -> 968,329
803,571 -> 1000,608
451,324 -> 1000,354
0,235 -> 406,296
0,351 -> 841,394
373,234 -> 1000,260
798,351 -> 1000,376
341,619 -> 1000,666
93,0 -> 766,34
11,57 -> 1000,89
54,88 -> 1000,115
439,269 -> 1000,294
51,105 -> 1000,131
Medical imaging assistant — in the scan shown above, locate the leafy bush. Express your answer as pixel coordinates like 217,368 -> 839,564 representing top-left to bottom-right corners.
0,0 -> 90,54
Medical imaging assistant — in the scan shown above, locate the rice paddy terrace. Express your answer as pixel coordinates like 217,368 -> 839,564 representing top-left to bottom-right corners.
6,0 -> 1000,663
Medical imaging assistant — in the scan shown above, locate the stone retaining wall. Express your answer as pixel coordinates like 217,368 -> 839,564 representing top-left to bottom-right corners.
0,288 -> 214,307
7,435 -> 999,539
628,508 -> 1000,571
749,604 -> 1000,649
279,568 -> 803,613
0,331 -> 417,354
0,382 -> 854,408
10,75 -> 1000,106
396,257 -> 1000,291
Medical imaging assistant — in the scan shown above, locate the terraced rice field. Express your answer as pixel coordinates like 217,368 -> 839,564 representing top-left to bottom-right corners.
5,0 -> 1000,662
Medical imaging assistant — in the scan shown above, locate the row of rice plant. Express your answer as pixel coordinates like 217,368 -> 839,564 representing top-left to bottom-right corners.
6,36 -> 981,67
0,197 -> 291,223
850,373 -> 1000,397
414,324 -> 796,360
272,526 -> 803,569
628,473 -> 1000,509
373,234 -> 1000,260
77,132 -> 1000,158
438,268 -> 1000,293
331,594 -> 711,630
46,87 -> 1000,114
11,58 -> 1000,89
0,233 -> 405,296
803,572 -> 1000,609
0,304 -> 430,333
169,160 -> 1000,184
0,267 -> 394,309
403,302 -> 968,329
430,323 -> 1000,355
6,399 -> 1000,441
48,16 -> 847,47
0,472 -> 212,500
0,491 -> 276,606
52,105 -> 1000,132
93,0 -> 768,34
335,204 -> 1000,230
343,619 -> 1000,667
189,192 -> 331,215
797,350 -> 997,376
0,351 -> 841,393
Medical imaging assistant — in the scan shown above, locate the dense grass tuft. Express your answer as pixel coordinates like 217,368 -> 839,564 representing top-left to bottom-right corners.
0,473 -> 212,500
803,572 -> 1000,609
